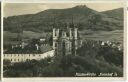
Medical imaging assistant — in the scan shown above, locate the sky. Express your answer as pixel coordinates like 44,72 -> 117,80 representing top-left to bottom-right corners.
4,2 -> 124,17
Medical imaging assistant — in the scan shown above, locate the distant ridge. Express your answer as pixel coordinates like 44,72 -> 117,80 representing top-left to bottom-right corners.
4,5 -> 123,33
102,8 -> 123,20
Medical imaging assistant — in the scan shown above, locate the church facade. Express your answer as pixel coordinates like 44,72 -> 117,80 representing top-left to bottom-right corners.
53,24 -> 82,56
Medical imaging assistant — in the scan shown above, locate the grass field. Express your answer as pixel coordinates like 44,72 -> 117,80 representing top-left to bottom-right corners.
4,31 -> 50,45
80,30 -> 123,43
4,30 -> 123,45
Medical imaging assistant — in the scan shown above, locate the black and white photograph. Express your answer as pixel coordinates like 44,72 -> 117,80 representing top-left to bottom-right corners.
3,2 -> 124,78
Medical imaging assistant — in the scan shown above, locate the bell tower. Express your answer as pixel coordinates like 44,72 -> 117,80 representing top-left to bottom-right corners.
53,28 -> 59,50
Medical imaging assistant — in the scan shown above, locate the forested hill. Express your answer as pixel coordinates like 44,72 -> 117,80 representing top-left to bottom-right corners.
102,8 -> 123,21
4,5 -> 123,33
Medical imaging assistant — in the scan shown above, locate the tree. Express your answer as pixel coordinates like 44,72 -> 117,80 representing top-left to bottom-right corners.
4,59 -> 11,66
88,14 -> 102,30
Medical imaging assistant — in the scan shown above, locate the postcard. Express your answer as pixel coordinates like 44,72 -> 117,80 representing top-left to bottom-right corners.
3,1 -> 126,81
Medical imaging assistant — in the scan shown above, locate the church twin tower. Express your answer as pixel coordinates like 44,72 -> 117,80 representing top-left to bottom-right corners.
53,24 -> 79,56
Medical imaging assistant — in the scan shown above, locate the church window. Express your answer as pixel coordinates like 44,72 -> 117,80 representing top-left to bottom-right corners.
55,30 -> 56,36
55,43 -> 57,47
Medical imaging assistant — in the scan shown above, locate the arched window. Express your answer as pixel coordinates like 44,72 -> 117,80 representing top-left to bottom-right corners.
55,29 -> 56,36
55,43 -> 57,47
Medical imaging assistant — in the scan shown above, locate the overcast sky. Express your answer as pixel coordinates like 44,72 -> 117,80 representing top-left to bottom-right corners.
4,2 -> 124,17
